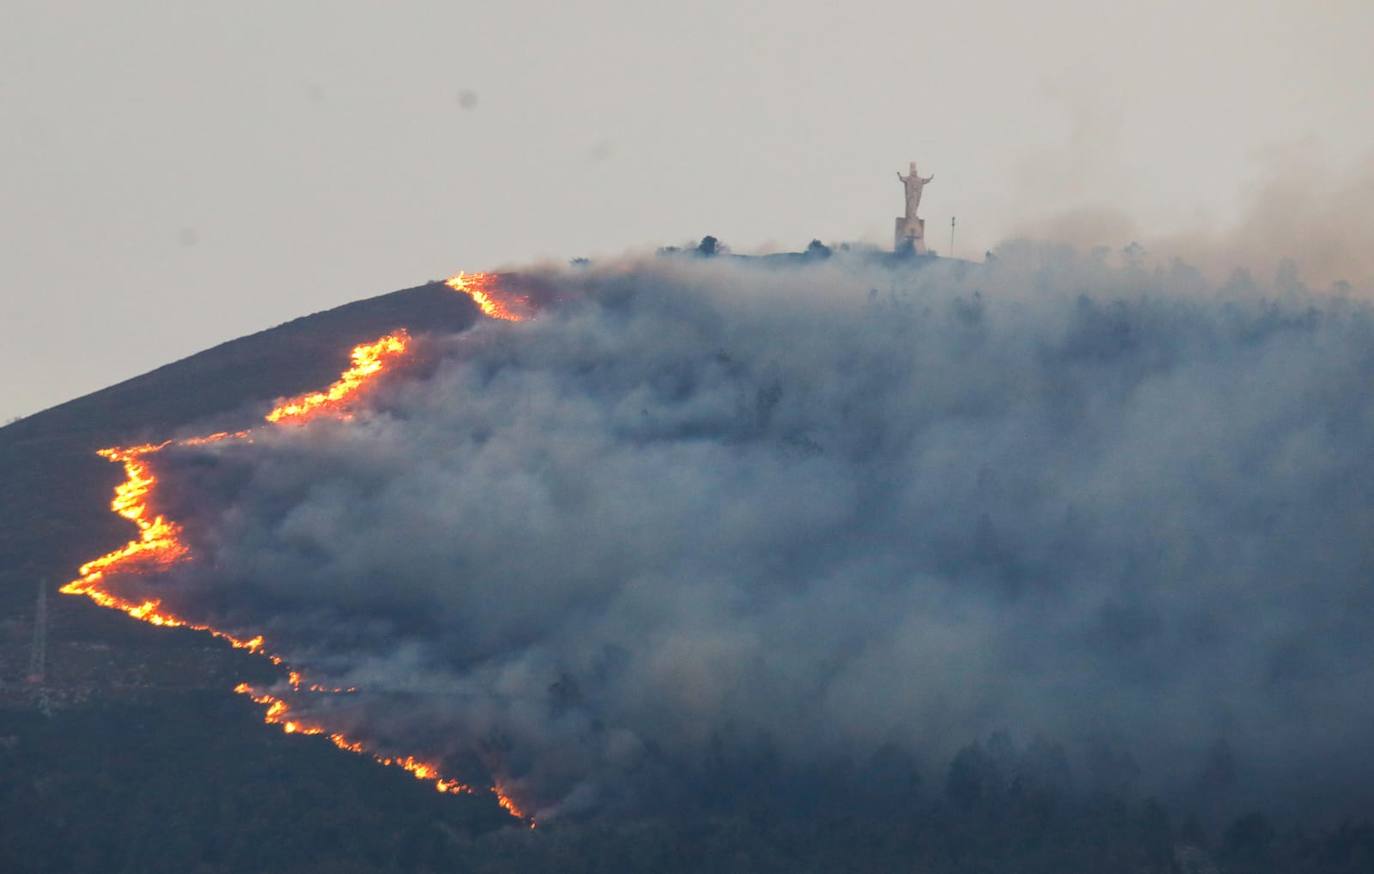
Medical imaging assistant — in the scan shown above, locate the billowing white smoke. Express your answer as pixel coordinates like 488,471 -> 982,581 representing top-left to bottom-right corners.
137,247 -> 1374,821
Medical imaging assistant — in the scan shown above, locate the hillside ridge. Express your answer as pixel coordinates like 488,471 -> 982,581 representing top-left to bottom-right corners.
0,279 -> 477,627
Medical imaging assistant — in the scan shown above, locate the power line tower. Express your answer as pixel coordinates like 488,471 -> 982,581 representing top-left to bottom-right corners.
28,579 -> 47,686
28,580 -> 53,716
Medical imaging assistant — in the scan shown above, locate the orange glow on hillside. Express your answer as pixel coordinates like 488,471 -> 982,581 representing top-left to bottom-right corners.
444,272 -> 531,322
233,682 -> 534,824
58,441 -> 273,657
266,332 -> 410,423
61,323 -> 534,825
232,684 -> 479,795
494,784 -> 534,825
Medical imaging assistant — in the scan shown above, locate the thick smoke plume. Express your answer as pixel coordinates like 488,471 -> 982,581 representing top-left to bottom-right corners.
111,249 -> 1374,822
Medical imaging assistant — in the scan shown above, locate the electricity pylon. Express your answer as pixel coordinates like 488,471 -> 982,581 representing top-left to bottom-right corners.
28,579 -> 52,716
28,579 -> 47,685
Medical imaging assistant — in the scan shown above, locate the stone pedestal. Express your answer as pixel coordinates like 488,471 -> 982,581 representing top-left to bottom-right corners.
894,216 -> 927,255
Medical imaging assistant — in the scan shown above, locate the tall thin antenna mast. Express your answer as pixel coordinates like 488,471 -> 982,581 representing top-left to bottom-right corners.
28,578 -> 52,716
28,579 -> 46,685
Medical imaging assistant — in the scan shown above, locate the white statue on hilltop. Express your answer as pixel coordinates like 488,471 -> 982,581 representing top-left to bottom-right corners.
897,161 -> 934,220
894,160 -> 934,254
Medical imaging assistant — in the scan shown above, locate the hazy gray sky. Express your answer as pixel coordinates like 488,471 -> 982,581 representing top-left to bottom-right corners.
3,0 -> 1372,422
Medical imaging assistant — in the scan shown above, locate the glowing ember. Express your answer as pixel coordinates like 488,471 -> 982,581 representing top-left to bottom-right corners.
444,272 -> 531,322
495,784 -> 534,826
265,331 -> 410,424
61,323 -> 534,824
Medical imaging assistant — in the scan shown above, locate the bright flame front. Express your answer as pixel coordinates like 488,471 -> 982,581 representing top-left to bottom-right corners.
266,332 -> 410,424
61,305 -> 534,825
445,272 -> 532,322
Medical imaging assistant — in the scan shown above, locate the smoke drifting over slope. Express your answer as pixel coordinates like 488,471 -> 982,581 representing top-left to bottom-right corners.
108,250 -> 1374,822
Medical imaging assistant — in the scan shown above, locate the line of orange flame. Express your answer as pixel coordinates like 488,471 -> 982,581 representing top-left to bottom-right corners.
58,435 -> 276,659
445,271 -> 531,322
266,332 -> 410,424
59,313 -> 534,825
231,683 -> 529,819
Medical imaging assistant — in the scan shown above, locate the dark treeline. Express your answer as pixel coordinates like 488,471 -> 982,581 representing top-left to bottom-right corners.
2,696 -> 1372,874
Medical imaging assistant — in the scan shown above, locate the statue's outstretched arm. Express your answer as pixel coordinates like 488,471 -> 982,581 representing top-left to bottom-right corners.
897,171 -> 905,182
922,175 -> 935,183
